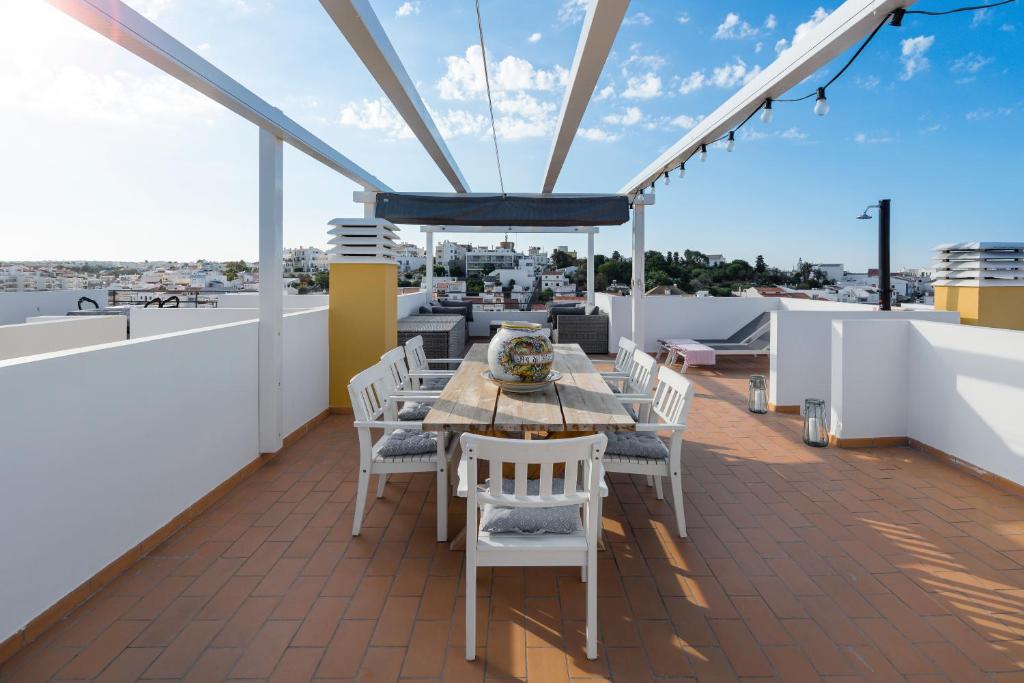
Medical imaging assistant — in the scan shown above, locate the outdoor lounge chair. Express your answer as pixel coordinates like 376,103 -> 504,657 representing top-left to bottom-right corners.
658,311 -> 771,359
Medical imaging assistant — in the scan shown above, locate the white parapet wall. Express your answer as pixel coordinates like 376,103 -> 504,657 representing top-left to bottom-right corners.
769,305 -> 959,410
213,292 -> 329,309
0,316 -> 127,361
830,319 -> 1024,486
397,290 -> 429,319
0,289 -> 110,325
130,307 -> 260,338
0,310 -> 330,645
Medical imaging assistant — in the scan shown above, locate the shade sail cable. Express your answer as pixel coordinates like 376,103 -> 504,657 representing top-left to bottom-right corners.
475,0 -> 505,195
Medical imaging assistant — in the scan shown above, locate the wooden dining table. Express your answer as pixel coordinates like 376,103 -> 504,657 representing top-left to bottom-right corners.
421,342 -> 635,434
423,343 -> 634,549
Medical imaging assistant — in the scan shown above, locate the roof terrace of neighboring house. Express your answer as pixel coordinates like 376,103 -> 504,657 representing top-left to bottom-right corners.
3,0 -> 1024,680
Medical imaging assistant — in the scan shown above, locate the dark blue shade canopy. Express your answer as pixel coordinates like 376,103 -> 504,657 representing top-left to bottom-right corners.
375,193 -> 630,227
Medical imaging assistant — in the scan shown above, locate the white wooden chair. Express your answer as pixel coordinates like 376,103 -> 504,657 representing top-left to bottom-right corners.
602,366 -> 694,537
404,335 -> 463,390
600,337 -> 637,391
348,362 -> 453,541
461,432 -> 606,661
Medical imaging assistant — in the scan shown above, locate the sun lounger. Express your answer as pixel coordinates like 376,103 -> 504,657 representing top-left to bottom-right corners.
656,311 -> 771,361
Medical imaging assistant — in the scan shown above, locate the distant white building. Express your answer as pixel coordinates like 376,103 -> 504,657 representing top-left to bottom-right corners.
707,254 -> 726,267
466,246 -> 517,276
284,246 -> 327,273
393,242 -> 425,274
812,263 -> 844,283
434,240 -> 470,273
487,268 -> 535,288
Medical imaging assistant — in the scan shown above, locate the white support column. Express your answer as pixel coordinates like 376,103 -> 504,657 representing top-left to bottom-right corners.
586,232 -> 595,309
631,203 -> 645,351
424,231 -> 434,300
258,128 -> 284,454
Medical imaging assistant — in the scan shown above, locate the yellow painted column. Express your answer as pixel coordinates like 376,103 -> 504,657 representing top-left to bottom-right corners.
329,262 -> 398,409
935,285 -> 1024,330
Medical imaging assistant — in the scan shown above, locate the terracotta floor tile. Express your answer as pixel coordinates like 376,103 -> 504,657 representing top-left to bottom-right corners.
266,647 -> 322,683
229,619 -> 300,678
292,597 -> 349,647
636,620 -> 692,677
709,619 -> 773,678
56,621 -> 146,679
371,596 -> 420,647
317,619 -> 374,678
93,646 -> 162,683
182,646 -> 241,683
143,620 -> 223,679
211,595 -> 280,648
402,620 -> 452,678
526,647 -> 569,683
605,647 -> 653,683
356,646 -> 405,682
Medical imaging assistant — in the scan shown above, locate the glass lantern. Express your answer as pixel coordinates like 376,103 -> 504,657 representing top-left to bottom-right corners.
748,375 -> 768,414
803,398 -> 829,447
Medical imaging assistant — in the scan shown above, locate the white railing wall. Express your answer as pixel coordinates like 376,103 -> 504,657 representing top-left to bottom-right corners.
0,309 -> 330,645
213,293 -> 329,309
0,316 -> 127,361
397,290 -> 429,319
130,307 -> 260,338
0,289 -> 110,325
770,308 -> 959,409
831,319 -> 1024,486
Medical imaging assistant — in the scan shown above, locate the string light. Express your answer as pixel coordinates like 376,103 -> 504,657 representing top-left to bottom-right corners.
643,0 -> 1015,195
663,171 -> 670,186
814,88 -> 829,117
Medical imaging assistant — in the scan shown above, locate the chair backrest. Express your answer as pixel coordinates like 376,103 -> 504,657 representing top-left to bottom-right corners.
626,349 -> 658,394
348,362 -> 390,423
461,433 -> 606,513
613,337 -> 637,373
380,346 -> 412,391
650,366 -> 695,427
404,335 -> 429,373
726,311 -> 771,344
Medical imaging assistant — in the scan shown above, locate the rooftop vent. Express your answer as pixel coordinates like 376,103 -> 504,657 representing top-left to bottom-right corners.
933,242 -> 1024,287
327,218 -> 400,265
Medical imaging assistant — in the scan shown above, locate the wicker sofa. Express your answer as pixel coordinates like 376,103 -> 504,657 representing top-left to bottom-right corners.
552,311 -> 609,354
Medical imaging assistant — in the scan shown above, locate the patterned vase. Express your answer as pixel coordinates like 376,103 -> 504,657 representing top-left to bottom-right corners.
487,322 -> 554,383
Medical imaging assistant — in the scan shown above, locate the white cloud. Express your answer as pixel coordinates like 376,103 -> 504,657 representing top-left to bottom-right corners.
528,32 -> 542,43
433,109 -> 488,138
856,74 -> 880,90
780,127 -> 807,140
396,1 -> 420,17
340,97 -> 413,139
1000,23 -> 1016,32
754,42 -> 763,53
966,106 -> 1014,120
677,13 -> 691,25
951,52 -> 993,74
595,85 -> 615,100
775,7 -> 829,56
578,127 -> 620,142
854,132 -> 893,144
0,62 -> 221,125
922,123 -> 942,133
437,45 -> 568,100
670,114 -> 698,129
714,12 -> 758,39
678,71 -> 705,94
624,12 -> 653,27
764,14 -> 778,31
622,72 -> 662,99
900,35 -> 935,80
971,8 -> 990,28
558,0 -> 589,24
602,106 -> 643,126
711,58 -> 761,88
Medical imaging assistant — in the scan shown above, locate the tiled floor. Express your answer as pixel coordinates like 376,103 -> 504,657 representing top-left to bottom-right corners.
4,357 -> 1024,682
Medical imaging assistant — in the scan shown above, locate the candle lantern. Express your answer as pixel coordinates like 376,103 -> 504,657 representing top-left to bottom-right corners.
748,375 -> 768,414
803,398 -> 829,447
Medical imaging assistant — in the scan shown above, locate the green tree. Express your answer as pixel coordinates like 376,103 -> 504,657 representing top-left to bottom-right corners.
448,260 -> 465,277
433,264 -> 445,276
551,250 -> 575,269
315,271 -> 329,292
755,254 -> 766,273
539,288 -> 555,302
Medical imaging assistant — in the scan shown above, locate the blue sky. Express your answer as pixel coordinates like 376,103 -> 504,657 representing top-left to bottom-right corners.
0,0 -> 1021,270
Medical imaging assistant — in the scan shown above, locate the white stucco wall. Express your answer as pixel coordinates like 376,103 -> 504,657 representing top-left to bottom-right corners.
130,307 -> 260,338
283,308 -> 329,435
0,316 -> 127,361
829,319 -> 909,439
213,293 -> 329,309
397,291 -> 429,319
0,289 -> 109,325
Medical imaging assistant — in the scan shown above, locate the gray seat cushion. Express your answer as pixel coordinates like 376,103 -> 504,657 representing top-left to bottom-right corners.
422,377 -> 448,390
378,429 -> 437,456
604,432 -> 669,460
480,478 -> 582,535
607,383 -> 621,393
398,402 -> 430,421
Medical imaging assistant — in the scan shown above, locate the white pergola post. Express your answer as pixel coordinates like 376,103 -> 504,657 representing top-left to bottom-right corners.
424,231 -> 434,299
586,232 -> 595,309
631,200 -> 648,350
258,129 -> 284,454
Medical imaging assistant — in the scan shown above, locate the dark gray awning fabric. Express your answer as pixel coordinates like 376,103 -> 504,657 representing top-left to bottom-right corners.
374,193 -> 630,227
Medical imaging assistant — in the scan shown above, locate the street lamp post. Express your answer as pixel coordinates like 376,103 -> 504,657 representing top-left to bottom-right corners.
857,198 -> 892,311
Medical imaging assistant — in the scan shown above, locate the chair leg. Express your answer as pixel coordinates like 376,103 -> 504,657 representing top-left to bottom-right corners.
654,475 -> 664,500
586,555 -> 597,660
670,467 -> 686,538
436,461 -> 448,542
645,474 -> 654,488
376,473 -> 388,498
465,556 -> 477,660
352,466 -> 370,536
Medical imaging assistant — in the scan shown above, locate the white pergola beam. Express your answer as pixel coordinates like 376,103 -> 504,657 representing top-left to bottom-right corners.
47,0 -> 391,192
319,0 -> 469,193
618,0 -> 914,195
542,0 -> 629,193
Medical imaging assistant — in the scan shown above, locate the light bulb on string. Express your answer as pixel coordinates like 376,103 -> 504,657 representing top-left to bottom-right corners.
726,131 -> 736,152
814,87 -> 829,116
678,162 -> 686,179
699,144 -> 708,162
761,98 -> 773,124
663,171 -> 670,186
